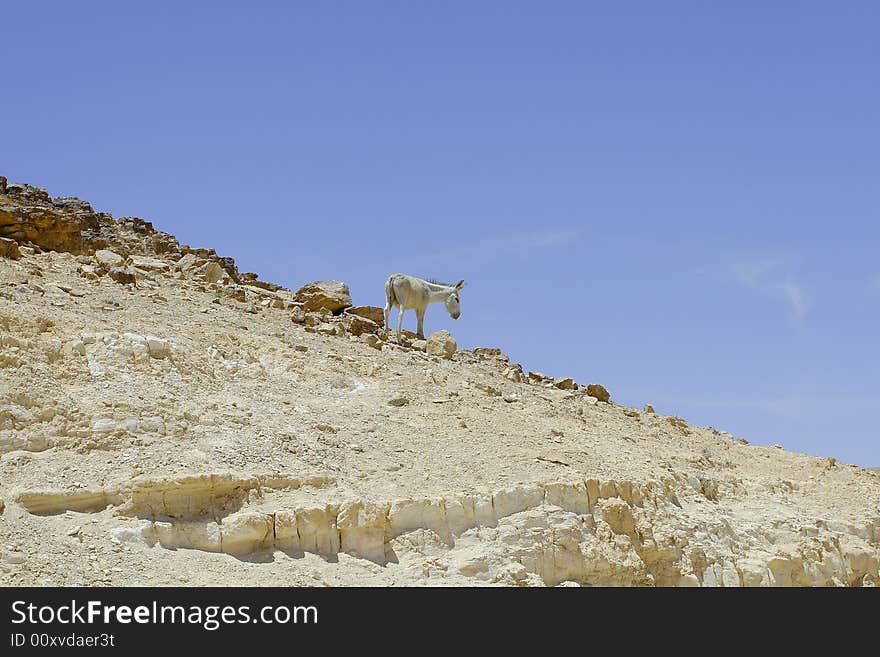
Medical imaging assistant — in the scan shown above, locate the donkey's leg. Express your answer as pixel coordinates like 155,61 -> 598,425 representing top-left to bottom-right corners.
397,307 -> 405,340
416,308 -> 425,340
384,302 -> 392,335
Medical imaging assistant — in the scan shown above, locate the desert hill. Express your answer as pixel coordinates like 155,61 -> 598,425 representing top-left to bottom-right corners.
1,176 -> 878,586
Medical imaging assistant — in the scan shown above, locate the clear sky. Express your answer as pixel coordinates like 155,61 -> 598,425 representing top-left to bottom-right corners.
2,2 -> 878,466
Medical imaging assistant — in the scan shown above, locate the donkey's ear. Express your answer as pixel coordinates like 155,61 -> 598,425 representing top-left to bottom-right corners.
455,279 -> 465,290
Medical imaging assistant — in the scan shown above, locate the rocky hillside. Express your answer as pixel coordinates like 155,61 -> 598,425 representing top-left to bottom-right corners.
1,177 -> 878,586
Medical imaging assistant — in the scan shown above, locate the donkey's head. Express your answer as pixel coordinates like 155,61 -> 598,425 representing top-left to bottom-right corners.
445,280 -> 465,319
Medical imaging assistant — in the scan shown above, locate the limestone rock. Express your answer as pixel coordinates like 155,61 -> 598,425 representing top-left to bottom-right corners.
0,202 -> 83,253
426,330 -> 457,359
410,339 -> 427,352
95,249 -> 124,269
176,253 -> 198,270
554,377 -> 576,390
198,262 -> 225,284
107,265 -> 137,285
293,280 -> 352,314
0,236 -> 21,259
474,347 -> 509,362
342,313 -> 380,337
289,305 -> 306,323
586,383 -> 611,402
128,255 -> 169,272
78,264 -> 98,280
220,512 -> 273,556
387,393 -> 409,407
347,305 -> 385,326
146,336 -> 171,359
361,334 -> 383,350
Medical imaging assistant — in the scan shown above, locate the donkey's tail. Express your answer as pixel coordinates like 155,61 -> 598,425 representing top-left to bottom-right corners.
385,274 -> 399,308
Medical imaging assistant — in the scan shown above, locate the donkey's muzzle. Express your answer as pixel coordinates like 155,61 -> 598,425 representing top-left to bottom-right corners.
452,312 -> 460,320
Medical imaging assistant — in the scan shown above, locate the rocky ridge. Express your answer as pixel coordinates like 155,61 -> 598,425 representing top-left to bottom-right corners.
0,177 -> 878,587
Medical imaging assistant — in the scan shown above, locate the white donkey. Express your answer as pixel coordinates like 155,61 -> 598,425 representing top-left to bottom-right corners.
384,273 -> 464,340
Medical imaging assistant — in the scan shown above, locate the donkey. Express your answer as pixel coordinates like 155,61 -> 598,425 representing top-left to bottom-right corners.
384,273 -> 464,340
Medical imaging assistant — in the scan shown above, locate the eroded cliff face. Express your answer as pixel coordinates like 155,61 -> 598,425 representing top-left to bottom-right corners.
0,177 -> 878,586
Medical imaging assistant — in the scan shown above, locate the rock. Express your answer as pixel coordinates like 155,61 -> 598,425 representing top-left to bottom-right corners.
290,306 -> 306,323
223,286 -> 245,302
644,404 -> 655,413
4,551 -> 26,565
503,365 -> 525,383
176,253 -> 198,270
411,339 -> 427,352
586,383 -> 611,402
107,265 -> 137,285
128,255 -> 169,271
92,418 -> 118,433
426,330 -> 457,359
220,512 -> 273,556
145,336 -> 171,359
474,347 -> 509,362
554,377 -> 576,390
293,280 -> 352,314
342,314 -> 380,337
387,393 -> 409,407
78,264 -> 98,280
347,305 -> 385,326
361,334 -> 383,350
503,394 -> 520,403
198,262 -> 224,284
0,202 -> 83,253
0,236 -> 21,259
95,249 -> 124,269
0,176 -> 6,193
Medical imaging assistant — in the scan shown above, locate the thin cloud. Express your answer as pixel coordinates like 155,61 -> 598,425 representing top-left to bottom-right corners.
419,227 -> 579,267
775,279 -> 807,320
718,256 -> 809,320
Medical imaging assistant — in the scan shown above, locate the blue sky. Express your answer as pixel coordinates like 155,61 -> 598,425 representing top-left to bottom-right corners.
2,2 -> 878,466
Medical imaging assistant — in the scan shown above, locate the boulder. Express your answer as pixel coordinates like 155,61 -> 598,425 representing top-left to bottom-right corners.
347,305 -> 385,327
95,249 -> 124,269
361,334 -> 383,350
426,330 -> 457,359
0,237 -> 21,259
290,306 -> 306,323
474,347 -> 509,362
198,262 -> 225,283
586,383 -> 611,402
554,377 -> 576,390
78,264 -> 99,280
128,255 -> 169,271
342,314 -> 380,337
387,393 -> 409,407
294,280 -> 352,314
176,253 -> 198,270
108,265 -> 137,285
146,336 -> 171,359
